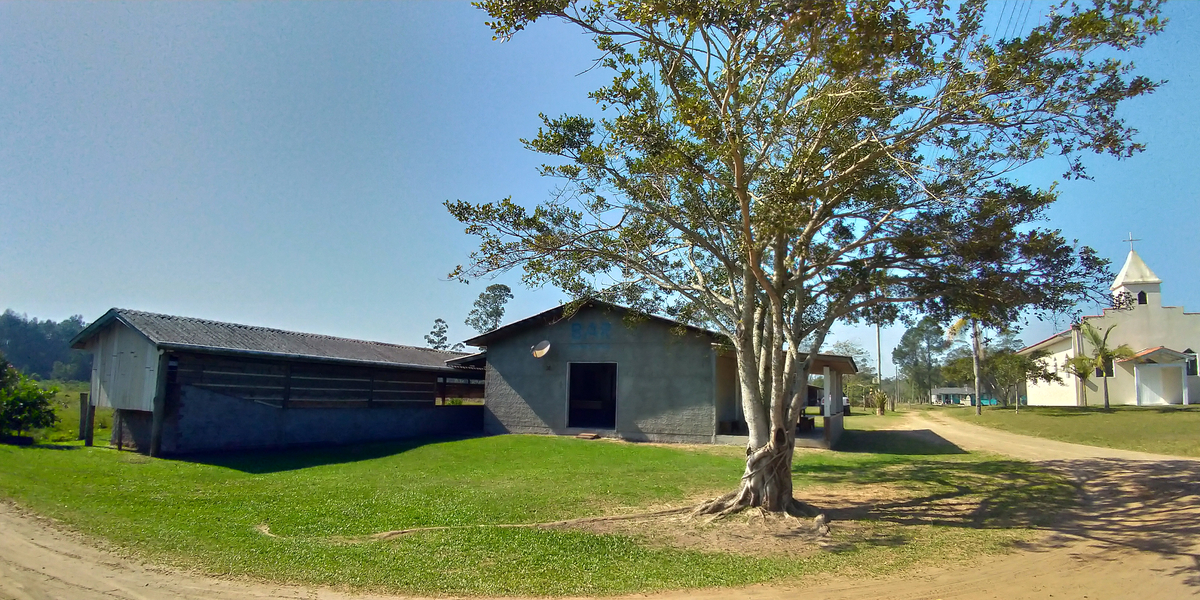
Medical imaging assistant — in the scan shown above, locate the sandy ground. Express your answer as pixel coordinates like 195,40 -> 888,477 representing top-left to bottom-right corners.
3,413 -> 1199,600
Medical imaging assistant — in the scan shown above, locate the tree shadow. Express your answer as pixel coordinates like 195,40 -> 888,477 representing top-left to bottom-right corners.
174,435 -> 481,474
799,454 -> 1200,587
835,429 -> 966,455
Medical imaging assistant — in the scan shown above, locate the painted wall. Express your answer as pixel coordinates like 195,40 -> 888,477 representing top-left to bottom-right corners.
1027,337 -> 1082,406
1080,301 -> 1200,406
482,306 -> 718,443
84,320 -> 159,412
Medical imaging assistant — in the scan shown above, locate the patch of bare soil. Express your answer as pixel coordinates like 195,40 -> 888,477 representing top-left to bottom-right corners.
569,483 -> 922,556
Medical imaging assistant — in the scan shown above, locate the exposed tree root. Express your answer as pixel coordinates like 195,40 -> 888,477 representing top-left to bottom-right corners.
253,506 -> 693,542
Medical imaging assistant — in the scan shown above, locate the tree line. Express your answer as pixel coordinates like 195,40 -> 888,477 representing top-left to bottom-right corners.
0,310 -> 93,381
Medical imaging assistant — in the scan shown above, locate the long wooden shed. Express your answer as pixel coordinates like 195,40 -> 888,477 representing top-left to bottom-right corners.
70,309 -> 483,455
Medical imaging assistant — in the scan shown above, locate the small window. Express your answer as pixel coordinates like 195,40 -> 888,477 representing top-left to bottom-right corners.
1095,358 -> 1115,378
1187,349 -> 1198,377
1137,291 -> 1147,305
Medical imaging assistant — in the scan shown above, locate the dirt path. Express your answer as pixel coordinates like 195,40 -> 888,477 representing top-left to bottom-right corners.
4,418 -> 1200,600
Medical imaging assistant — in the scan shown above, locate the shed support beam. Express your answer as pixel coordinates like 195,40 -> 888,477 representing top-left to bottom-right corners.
82,393 -> 94,447
149,352 -> 169,457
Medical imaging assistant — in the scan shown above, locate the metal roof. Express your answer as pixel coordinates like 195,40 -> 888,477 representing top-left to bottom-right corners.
463,299 -> 857,374
70,308 -> 468,371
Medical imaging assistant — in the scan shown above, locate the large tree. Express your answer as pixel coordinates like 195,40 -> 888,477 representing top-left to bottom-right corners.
451,0 -> 1161,515
465,284 -> 515,334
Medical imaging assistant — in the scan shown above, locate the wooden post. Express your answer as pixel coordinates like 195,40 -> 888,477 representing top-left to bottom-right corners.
83,393 -> 95,447
78,392 -> 89,440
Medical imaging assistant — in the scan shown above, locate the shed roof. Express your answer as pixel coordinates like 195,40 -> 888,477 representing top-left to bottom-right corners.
71,308 -> 468,372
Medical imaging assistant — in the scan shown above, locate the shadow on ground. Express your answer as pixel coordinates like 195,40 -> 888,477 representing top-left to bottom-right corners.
836,429 -> 966,455
802,428 -> 1200,588
175,435 -> 473,474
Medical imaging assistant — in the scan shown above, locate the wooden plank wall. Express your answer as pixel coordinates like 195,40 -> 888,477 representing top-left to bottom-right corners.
174,353 -> 469,408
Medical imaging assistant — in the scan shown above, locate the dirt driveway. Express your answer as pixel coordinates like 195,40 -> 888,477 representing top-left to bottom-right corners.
3,415 -> 1199,600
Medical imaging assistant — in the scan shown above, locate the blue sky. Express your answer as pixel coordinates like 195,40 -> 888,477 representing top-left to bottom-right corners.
1,2 -> 1196,376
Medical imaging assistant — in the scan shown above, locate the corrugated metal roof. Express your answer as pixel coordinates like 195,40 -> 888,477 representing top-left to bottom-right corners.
72,308 -> 466,371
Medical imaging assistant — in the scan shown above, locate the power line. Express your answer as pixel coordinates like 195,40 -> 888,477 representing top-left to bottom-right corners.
992,0 -> 1013,40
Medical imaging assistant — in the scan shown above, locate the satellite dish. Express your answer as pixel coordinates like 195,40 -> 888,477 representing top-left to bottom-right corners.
531,340 -> 551,358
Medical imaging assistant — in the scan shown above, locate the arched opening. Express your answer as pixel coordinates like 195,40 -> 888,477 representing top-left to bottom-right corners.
1137,291 -> 1147,305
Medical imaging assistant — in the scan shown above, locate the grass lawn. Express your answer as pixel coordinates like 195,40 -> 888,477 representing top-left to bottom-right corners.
943,405 -> 1200,457
0,433 -> 1071,596
32,379 -> 114,443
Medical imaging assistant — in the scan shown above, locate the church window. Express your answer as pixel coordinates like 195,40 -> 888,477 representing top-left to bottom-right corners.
1186,349 -> 1198,377
1137,291 -> 1147,305
1094,358 -> 1115,378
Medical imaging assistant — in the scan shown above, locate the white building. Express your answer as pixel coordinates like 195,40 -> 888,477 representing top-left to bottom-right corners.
1020,249 -> 1199,407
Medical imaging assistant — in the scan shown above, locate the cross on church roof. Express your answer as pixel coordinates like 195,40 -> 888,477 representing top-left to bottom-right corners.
1123,232 -> 1141,251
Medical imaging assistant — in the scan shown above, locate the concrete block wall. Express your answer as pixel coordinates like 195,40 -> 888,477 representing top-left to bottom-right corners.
483,306 -> 717,443
110,409 -> 152,452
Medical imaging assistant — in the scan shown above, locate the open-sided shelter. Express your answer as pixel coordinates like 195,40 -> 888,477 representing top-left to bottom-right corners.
70,309 -> 483,455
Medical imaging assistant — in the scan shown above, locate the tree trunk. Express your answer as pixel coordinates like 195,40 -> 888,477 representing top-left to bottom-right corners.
972,320 -> 984,416
693,429 -> 817,518
1102,376 -> 1110,410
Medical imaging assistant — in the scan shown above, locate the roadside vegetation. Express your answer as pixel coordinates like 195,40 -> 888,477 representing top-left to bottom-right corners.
0,433 -> 1071,595
944,405 -> 1200,458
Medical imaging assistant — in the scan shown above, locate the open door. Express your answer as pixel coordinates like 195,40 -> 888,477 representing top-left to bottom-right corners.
568,363 -> 616,428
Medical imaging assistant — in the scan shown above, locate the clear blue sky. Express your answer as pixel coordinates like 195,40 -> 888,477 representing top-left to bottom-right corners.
2,2 -> 1196,376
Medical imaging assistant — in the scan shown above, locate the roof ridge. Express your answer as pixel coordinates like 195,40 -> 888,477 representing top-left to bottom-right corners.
114,308 -> 465,356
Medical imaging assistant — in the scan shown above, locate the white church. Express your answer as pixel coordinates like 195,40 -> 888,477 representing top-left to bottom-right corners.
1021,249 -> 1198,407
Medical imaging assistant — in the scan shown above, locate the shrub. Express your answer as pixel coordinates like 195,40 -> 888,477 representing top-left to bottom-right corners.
0,363 -> 59,437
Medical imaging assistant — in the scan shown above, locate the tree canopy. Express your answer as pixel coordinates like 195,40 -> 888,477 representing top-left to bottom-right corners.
0,310 -> 93,380
465,284 -> 515,334
892,316 -> 949,400
452,0 -> 1164,514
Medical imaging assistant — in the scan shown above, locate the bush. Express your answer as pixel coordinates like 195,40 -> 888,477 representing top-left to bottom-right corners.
0,364 -> 59,437
869,389 -> 889,414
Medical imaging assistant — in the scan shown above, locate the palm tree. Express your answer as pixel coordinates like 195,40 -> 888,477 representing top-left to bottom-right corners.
947,318 -> 986,416
1078,322 -> 1135,410
1063,355 -> 1095,407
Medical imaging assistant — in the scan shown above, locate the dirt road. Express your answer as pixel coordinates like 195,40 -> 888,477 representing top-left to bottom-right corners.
3,418 -> 1199,600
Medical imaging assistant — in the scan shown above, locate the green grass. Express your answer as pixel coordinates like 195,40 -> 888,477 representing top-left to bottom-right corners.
944,405 -> 1200,457
0,434 -> 1071,596
32,379 -> 113,443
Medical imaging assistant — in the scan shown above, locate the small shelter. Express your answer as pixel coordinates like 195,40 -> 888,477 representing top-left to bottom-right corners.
70,309 -> 484,455
463,300 -> 857,447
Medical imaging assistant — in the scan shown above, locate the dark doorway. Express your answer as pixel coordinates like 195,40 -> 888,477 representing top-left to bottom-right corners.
569,363 -> 617,429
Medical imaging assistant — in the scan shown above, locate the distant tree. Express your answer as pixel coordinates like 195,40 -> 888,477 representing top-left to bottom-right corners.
0,311 -> 92,380
893,318 -> 949,403
826,340 -> 877,408
944,347 -> 1058,411
465,284 -> 513,335
0,354 -> 58,437
990,350 -> 1059,412
425,319 -> 451,351
1079,322 -> 1135,410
